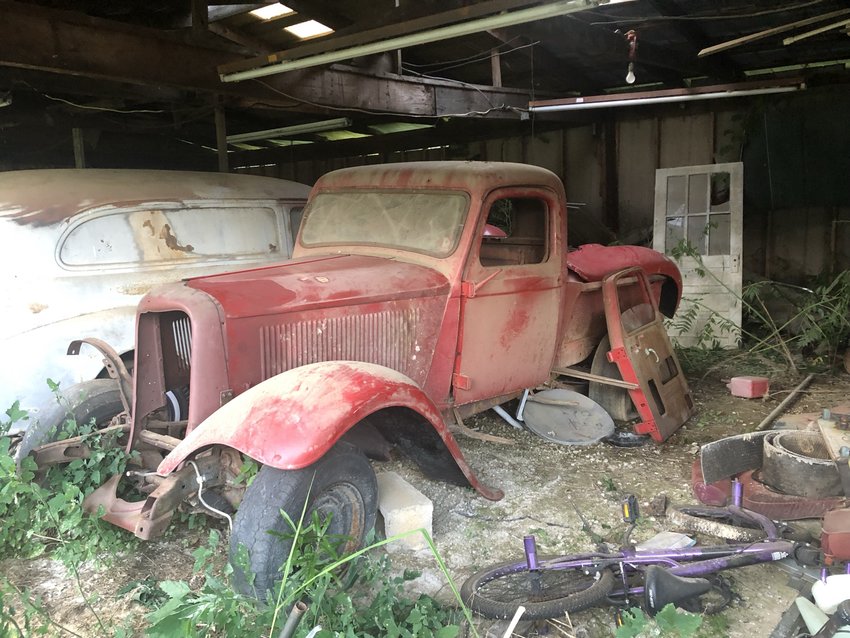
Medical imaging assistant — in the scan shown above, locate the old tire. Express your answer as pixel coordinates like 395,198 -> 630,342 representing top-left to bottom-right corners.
229,442 -> 378,600
588,335 -> 637,422
15,379 -> 124,464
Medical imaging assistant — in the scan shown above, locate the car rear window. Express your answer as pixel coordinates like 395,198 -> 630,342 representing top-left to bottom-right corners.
59,206 -> 280,267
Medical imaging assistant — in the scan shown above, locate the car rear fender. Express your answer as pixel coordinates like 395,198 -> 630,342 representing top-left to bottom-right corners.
156,361 -> 502,500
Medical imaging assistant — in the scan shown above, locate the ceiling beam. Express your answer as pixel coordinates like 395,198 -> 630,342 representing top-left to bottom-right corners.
0,1 -> 530,119
218,0 -> 581,76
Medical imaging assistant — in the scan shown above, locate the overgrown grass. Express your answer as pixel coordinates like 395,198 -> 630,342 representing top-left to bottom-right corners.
670,240 -> 850,372
0,398 -> 473,637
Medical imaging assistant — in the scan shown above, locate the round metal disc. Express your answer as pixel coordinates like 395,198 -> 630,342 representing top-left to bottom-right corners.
522,389 -> 615,445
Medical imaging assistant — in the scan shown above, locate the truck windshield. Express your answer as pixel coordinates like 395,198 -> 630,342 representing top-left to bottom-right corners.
300,190 -> 469,257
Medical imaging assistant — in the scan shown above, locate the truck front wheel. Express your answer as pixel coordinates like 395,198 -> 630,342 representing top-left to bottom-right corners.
229,442 -> 378,600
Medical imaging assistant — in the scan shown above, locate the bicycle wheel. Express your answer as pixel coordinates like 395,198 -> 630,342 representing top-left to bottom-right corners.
460,559 -> 616,620
667,505 -> 812,543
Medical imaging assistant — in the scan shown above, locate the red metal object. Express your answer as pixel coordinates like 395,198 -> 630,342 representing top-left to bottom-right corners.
41,161 -> 683,540
691,458 -> 847,520
602,267 -> 694,442
158,361 -> 503,501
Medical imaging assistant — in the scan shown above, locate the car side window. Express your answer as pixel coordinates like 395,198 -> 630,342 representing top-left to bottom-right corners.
60,205 -> 280,268
479,197 -> 548,267
289,206 -> 305,243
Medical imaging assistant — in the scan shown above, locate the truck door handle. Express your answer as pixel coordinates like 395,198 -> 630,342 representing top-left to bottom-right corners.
462,269 -> 502,298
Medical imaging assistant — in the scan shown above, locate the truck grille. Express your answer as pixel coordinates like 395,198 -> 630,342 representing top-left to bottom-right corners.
169,315 -> 193,373
260,308 -> 419,379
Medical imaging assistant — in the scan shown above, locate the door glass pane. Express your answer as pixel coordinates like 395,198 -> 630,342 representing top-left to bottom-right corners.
479,197 -> 548,267
708,213 -> 731,255
710,172 -> 731,212
665,216 -> 684,253
666,175 -> 686,216
687,214 -> 708,254
688,173 -> 709,215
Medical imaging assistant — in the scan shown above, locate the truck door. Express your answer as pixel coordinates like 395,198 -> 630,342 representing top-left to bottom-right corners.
453,189 -> 563,405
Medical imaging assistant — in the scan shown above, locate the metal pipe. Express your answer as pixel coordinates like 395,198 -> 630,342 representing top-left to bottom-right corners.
278,601 -> 308,638
221,0 -> 598,81
492,405 -> 523,430
756,373 -> 815,431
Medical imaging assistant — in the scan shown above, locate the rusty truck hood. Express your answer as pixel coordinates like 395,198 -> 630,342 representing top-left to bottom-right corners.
186,254 -> 450,317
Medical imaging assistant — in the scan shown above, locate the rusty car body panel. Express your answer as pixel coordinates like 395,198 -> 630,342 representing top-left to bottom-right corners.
0,169 -> 310,422
33,161 -> 682,539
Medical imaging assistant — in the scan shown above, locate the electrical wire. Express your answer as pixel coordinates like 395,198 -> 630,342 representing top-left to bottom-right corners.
401,34 -> 525,70
402,40 -> 540,75
40,92 -> 168,114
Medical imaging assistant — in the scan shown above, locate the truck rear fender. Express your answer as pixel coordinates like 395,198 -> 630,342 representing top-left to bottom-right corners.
156,361 -> 503,500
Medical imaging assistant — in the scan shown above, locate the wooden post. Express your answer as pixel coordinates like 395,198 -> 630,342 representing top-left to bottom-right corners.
72,127 -> 86,168
214,101 -> 228,173
490,49 -> 502,87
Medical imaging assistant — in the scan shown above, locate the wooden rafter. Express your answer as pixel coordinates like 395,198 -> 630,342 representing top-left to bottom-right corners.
0,0 -> 531,118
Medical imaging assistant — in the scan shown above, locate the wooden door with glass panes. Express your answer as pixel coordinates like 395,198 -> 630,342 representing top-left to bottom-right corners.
653,163 -> 743,348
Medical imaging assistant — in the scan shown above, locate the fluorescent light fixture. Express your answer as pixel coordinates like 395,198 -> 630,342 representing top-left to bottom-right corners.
250,3 -> 294,20
222,0 -> 596,81
267,139 -> 314,147
231,142 -> 265,151
529,81 -> 804,113
226,117 -> 352,144
316,130 -> 371,141
368,122 -> 434,134
285,20 -> 334,39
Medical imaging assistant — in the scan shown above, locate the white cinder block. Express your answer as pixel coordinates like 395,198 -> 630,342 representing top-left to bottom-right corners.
377,471 -> 433,551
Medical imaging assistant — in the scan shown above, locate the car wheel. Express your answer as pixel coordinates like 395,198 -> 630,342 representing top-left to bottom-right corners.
15,379 -> 124,464
229,442 -> 378,600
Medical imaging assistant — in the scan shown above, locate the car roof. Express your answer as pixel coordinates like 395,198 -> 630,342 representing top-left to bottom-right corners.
313,161 -> 565,198
0,169 -> 312,225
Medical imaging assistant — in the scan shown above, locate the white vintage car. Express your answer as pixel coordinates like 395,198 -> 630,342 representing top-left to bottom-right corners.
0,169 -> 310,433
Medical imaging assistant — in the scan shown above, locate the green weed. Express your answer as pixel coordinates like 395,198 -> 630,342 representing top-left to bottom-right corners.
616,604 -> 702,638
145,522 -> 469,638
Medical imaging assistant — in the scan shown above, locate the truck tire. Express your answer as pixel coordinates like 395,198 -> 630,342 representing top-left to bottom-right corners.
15,379 -> 124,464
229,442 -> 378,600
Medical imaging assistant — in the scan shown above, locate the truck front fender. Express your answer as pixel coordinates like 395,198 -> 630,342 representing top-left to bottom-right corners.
157,361 -> 502,500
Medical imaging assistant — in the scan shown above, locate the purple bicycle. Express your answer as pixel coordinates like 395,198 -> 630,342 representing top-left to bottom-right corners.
461,487 -> 819,620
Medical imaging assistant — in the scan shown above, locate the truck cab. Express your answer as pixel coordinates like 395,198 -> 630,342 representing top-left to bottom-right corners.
29,161 -> 681,599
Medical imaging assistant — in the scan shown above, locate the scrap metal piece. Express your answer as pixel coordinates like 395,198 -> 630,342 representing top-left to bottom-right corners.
700,430 -> 771,485
522,389 -> 614,445
761,430 -> 842,498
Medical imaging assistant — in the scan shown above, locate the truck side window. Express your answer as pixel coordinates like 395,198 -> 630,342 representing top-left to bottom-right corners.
479,197 -> 548,267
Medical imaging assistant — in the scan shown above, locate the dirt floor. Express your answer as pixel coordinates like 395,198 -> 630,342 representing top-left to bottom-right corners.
3,353 -> 849,637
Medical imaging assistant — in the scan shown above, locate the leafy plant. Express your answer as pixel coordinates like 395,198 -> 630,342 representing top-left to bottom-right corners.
144,518 -> 469,638
669,239 -> 850,370
616,604 -> 702,638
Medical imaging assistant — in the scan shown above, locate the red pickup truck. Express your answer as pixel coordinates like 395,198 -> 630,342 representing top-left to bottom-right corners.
31,161 -> 682,597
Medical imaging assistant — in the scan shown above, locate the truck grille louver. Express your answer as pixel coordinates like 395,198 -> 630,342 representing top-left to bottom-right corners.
170,315 -> 193,373
260,309 -> 419,379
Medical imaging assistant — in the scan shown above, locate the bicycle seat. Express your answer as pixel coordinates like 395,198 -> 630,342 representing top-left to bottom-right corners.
644,565 -> 712,615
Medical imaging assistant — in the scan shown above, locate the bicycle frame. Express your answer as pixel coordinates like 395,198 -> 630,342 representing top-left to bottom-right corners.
539,538 -> 795,598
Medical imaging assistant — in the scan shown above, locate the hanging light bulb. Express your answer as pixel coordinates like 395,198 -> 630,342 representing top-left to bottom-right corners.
625,30 -> 638,85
